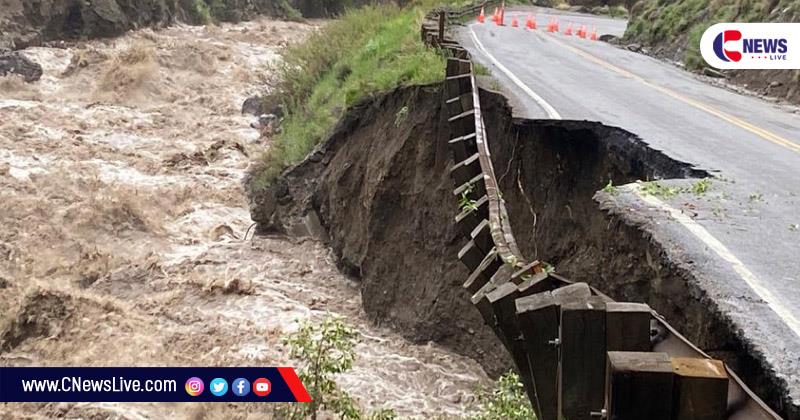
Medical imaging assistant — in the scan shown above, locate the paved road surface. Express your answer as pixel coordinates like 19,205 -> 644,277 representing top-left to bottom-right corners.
457,6 -> 800,408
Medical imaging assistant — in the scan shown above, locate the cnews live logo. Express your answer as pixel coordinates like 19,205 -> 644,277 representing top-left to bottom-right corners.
700,23 -> 800,69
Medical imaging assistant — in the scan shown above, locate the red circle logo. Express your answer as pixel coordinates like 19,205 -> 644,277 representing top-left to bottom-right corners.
252,378 -> 272,397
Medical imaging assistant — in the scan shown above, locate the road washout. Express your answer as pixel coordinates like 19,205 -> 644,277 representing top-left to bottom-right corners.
250,76 -> 793,416
0,17 -> 489,419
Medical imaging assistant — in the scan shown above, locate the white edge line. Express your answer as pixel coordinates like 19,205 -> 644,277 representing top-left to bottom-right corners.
468,24 -> 562,120
632,186 -> 800,339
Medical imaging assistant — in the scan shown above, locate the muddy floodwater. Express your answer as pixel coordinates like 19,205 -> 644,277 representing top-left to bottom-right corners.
0,18 -> 489,419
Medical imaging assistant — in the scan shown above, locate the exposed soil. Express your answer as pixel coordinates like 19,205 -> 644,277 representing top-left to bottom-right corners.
248,84 -> 514,379
0,17 -> 490,419
252,81 -> 792,417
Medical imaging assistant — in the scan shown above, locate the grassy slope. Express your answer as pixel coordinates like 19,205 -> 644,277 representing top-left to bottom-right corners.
247,3 -> 446,192
626,0 -> 798,68
624,0 -> 800,102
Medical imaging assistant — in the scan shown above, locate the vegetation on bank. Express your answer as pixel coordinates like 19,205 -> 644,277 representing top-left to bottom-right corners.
248,2 -> 446,192
624,0 -> 800,70
280,316 -> 397,419
187,0 -> 300,24
469,371 -> 536,420
281,316 -> 534,419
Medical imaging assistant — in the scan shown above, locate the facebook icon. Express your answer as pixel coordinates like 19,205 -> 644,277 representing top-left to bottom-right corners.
232,378 -> 250,397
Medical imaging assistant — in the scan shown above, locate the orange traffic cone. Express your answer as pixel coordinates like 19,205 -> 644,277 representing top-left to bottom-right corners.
525,14 -> 536,29
579,25 -> 587,38
497,5 -> 505,26
478,7 -> 485,23
564,23 -> 573,36
491,7 -> 498,23
511,17 -> 518,27
590,27 -> 598,41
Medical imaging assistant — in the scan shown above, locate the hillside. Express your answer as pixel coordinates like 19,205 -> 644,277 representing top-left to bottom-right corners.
0,0 -> 300,50
624,0 -> 800,104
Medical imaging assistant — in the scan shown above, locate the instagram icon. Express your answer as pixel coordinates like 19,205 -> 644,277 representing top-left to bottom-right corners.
185,377 -> 204,396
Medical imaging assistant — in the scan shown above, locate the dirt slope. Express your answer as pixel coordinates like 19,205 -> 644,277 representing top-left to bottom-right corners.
247,84 -> 516,377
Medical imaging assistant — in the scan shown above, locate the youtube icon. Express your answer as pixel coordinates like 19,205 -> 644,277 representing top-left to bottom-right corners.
252,378 -> 272,397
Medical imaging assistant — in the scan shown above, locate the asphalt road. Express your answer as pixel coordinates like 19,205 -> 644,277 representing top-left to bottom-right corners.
458,6 -> 800,408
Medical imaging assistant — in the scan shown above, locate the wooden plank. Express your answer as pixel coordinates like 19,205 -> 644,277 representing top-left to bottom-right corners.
463,251 -> 501,295
487,282 -> 538,414
606,351 -> 673,420
448,132 -> 478,164
450,152 -> 481,186
457,239 -> 484,272
606,302 -> 652,352
551,282 -> 592,303
445,58 -> 471,77
516,291 -> 559,420
517,271 -> 554,295
470,219 -> 493,254
447,108 -> 476,137
559,296 -> 607,420
445,92 -> 474,117
671,357 -> 729,420
452,172 -> 485,201
444,74 -> 472,98
470,265 -> 513,330
454,195 -> 488,237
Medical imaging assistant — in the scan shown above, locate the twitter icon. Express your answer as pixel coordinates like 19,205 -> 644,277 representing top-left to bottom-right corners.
209,378 -> 228,396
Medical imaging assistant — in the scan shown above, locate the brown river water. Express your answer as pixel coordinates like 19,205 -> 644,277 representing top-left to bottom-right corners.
0,17 -> 489,419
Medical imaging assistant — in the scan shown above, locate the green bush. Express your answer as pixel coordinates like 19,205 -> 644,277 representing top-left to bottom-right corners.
470,371 -> 536,420
280,316 -> 398,420
189,0 -> 212,24
248,3 -> 445,193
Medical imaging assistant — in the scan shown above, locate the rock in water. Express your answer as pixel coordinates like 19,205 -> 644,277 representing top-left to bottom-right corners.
0,51 -> 43,82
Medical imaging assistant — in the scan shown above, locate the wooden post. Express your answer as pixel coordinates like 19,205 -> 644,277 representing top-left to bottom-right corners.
606,351 -> 673,420
671,357 -> 729,420
559,296 -> 607,420
516,291 -> 559,420
487,282 -> 539,414
606,302 -> 652,352
438,11 -> 446,44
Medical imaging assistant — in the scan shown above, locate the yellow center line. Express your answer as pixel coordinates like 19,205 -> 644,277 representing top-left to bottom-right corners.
544,34 -> 800,154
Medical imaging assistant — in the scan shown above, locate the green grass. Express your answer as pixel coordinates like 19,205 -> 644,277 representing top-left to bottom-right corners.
249,3 -> 446,192
625,0 -> 800,69
638,180 -> 682,199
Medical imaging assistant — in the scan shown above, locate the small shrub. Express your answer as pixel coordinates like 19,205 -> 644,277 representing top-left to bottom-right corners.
280,316 -> 397,420
601,180 -> 618,196
190,0 -> 212,24
470,371 -> 536,420
691,178 -> 711,194
639,180 -> 682,199
473,63 -> 491,76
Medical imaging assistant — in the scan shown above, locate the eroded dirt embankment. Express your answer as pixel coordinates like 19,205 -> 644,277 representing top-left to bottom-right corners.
253,82 -> 790,415
248,84 -> 515,377
0,18 -> 490,419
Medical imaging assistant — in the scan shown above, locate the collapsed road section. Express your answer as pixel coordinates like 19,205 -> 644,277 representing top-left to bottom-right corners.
250,4 -> 792,419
